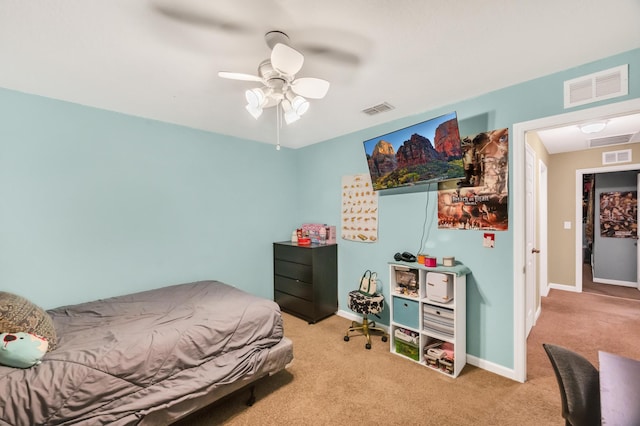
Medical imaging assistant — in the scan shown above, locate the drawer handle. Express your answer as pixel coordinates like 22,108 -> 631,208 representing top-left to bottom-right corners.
403,303 -> 408,307
436,310 -> 441,315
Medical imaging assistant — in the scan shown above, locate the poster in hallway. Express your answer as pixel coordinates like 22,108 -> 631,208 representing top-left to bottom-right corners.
599,191 -> 637,238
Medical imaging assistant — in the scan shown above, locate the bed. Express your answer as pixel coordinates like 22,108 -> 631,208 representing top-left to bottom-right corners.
0,280 -> 294,425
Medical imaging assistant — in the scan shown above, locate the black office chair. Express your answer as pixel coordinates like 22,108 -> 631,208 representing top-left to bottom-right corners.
542,343 -> 601,426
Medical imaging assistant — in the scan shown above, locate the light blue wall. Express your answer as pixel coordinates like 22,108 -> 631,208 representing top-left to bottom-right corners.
0,89 -> 298,309
294,48 -> 640,369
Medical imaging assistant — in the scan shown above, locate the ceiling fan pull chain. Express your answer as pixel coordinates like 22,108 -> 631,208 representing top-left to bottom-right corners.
276,103 -> 281,151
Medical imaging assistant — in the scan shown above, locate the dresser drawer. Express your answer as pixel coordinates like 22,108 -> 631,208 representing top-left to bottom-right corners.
274,275 -> 313,300
274,243 -> 312,264
274,259 -> 312,283
275,290 -> 314,317
392,297 -> 419,329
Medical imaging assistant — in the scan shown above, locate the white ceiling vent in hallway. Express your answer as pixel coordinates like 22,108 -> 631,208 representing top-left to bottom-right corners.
564,64 -> 628,109
589,134 -> 633,148
362,102 -> 395,116
602,148 -> 631,165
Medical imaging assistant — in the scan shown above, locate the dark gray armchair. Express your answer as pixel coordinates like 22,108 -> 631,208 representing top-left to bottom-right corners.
542,343 -> 601,426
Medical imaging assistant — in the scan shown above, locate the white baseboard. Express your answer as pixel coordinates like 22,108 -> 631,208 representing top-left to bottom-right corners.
466,354 -> 518,381
548,282 -> 580,292
592,277 -> 636,287
541,284 -> 550,297
336,309 -> 358,322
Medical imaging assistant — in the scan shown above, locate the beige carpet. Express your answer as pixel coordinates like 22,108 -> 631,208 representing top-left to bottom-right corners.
175,289 -> 640,425
582,263 -> 640,301
528,288 -> 640,375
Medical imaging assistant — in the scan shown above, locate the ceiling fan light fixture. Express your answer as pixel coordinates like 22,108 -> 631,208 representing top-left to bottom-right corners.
579,121 -> 607,134
245,103 -> 263,119
245,88 -> 266,108
281,100 -> 301,124
289,95 -> 309,116
284,110 -> 300,125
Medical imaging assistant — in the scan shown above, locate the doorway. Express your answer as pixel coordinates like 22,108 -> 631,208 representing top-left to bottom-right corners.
513,97 -> 640,383
580,170 -> 640,300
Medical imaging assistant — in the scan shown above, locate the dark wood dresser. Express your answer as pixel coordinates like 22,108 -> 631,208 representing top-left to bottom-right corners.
273,241 -> 337,324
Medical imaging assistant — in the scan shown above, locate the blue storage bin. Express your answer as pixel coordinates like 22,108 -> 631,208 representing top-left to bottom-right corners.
392,297 -> 419,329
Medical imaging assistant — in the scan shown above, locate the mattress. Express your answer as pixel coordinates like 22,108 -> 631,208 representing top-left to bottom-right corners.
0,280 -> 293,425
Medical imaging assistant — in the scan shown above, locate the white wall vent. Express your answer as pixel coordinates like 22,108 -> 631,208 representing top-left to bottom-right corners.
362,102 -> 394,116
602,148 -> 632,165
564,65 -> 628,109
589,134 -> 632,148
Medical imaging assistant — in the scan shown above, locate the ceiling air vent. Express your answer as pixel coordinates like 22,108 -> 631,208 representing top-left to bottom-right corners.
589,134 -> 632,148
564,64 -> 628,109
602,148 -> 631,165
362,102 -> 395,116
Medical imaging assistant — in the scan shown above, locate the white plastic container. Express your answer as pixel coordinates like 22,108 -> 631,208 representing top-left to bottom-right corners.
426,272 -> 453,303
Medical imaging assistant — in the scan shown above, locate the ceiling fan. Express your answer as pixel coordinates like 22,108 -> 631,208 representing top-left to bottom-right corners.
218,31 -> 330,125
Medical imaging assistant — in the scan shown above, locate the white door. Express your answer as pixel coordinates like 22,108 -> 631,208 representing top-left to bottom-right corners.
525,145 -> 536,336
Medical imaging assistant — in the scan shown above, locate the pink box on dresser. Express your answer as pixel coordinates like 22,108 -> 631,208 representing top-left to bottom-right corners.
302,224 -> 336,244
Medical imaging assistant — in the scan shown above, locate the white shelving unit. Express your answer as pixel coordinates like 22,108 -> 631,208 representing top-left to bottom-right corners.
388,261 -> 468,378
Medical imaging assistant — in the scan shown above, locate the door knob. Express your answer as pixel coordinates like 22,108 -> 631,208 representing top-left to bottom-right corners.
531,248 -> 540,254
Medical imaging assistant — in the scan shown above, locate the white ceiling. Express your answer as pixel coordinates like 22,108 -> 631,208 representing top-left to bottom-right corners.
1,0 -> 639,150
536,112 -> 640,155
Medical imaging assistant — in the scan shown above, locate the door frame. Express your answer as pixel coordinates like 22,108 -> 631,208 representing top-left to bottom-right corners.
513,97 -> 640,383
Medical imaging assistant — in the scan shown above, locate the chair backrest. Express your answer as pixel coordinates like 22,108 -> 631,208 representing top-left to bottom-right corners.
542,343 -> 601,426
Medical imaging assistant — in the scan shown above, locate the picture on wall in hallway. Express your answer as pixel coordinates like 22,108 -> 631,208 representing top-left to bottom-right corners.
437,128 -> 509,230
599,191 -> 637,238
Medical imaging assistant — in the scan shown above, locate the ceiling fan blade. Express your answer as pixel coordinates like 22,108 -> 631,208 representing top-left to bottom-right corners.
218,72 -> 263,82
152,2 -> 252,33
291,77 -> 330,99
271,43 -> 304,75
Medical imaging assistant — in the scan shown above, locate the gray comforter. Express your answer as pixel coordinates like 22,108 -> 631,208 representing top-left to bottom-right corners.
0,280 -> 287,425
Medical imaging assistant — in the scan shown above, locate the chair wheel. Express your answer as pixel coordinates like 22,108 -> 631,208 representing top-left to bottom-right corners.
382,336 -> 388,342
344,335 -> 350,342
366,343 -> 372,350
